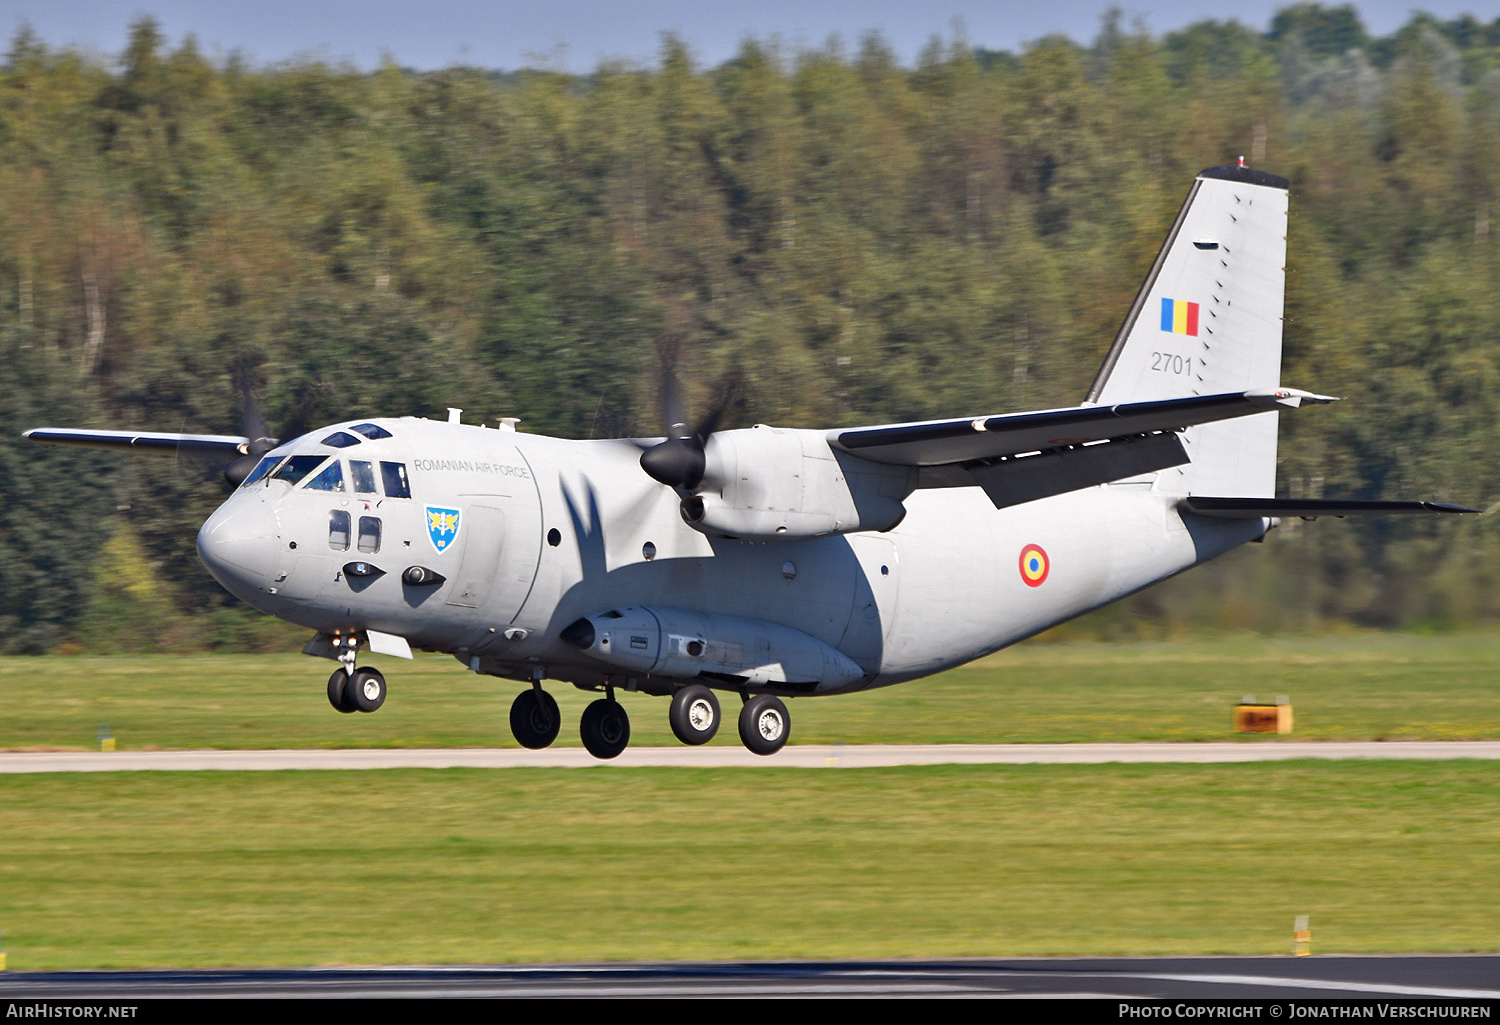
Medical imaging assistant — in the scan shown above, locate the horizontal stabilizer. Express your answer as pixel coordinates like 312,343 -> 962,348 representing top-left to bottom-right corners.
1182,497 -> 1475,519
834,388 -> 1336,468
22,427 -> 249,458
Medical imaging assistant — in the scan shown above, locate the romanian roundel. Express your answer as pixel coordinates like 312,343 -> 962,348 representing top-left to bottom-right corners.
1018,544 -> 1050,587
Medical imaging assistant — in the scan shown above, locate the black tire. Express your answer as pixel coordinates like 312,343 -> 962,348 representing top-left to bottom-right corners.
328,669 -> 358,714
580,698 -> 631,759
738,694 -> 790,756
669,684 -> 720,746
349,667 -> 387,713
510,688 -> 561,749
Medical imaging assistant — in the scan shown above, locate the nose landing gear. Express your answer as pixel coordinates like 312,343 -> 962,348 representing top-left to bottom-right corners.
328,667 -> 386,713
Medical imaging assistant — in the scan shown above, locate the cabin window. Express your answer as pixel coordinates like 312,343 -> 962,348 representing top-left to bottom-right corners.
271,455 -> 328,486
328,510 -> 351,550
321,431 -> 361,448
357,516 -> 381,554
351,423 -> 393,440
240,455 -> 282,488
380,461 -> 411,498
349,460 -> 378,494
303,460 -> 345,492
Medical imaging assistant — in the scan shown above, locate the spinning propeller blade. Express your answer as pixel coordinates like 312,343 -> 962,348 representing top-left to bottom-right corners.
638,356 -> 739,492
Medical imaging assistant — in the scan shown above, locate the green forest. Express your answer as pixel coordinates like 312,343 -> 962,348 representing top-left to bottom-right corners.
4,4 -> 1500,653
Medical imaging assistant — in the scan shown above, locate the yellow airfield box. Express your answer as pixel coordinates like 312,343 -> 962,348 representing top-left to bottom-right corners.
1235,696 -> 1293,734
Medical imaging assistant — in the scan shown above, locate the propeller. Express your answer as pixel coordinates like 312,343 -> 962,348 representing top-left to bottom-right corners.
222,368 -> 283,486
638,355 -> 738,493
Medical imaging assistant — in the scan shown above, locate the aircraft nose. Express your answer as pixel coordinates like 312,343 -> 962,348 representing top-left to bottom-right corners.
197,498 -> 278,596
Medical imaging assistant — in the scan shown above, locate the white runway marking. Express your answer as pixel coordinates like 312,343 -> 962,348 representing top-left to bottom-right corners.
2,741 -> 1497,772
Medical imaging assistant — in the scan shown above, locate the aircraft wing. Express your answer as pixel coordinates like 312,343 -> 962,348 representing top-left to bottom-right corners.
829,389 -> 1336,510
22,428 -> 250,458
831,388 -> 1334,467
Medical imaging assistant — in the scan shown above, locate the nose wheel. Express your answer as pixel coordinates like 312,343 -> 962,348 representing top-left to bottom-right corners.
327,667 -> 385,713
738,694 -> 790,755
510,687 -> 561,749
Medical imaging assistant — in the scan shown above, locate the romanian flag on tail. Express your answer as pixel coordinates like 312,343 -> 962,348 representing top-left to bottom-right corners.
1160,298 -> 1199,336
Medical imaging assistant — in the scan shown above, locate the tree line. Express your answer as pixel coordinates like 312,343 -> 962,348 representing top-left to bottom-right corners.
4,5 -> 1500,652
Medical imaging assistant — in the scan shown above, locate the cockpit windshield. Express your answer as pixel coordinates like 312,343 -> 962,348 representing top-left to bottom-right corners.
351,423 -> 393,440
271,455 -> 328,486
239,455 -> 283,489
303,460 -> 345,491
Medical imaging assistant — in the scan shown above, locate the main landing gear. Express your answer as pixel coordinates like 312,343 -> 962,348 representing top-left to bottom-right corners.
738,693 -> 790,756
501,678 -> 790,760
510,684 -> 561,750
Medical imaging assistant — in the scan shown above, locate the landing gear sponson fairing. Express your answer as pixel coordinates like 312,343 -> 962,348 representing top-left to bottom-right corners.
26,165 -> 1471,759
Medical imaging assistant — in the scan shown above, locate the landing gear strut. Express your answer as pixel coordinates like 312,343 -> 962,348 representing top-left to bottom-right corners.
738,694 -> 790,755
669,684 -> 720,745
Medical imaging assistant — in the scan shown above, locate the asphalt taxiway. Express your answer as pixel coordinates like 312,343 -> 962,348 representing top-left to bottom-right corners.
1,741 -> 1497,772
2,957 -> 1498,998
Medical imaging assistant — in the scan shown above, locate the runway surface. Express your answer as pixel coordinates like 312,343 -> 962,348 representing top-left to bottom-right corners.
2,957 -> 1498,998
1,741 -> 1497,772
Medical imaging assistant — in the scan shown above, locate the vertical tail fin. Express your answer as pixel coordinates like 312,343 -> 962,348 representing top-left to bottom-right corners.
1087,166 -> 1289,497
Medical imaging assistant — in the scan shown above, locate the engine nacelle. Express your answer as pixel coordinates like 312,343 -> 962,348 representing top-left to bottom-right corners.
560,605 -> 867,691
683,427 -> 915,541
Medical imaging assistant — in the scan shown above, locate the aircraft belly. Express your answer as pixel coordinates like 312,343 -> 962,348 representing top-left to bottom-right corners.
875,485 -> 1228,681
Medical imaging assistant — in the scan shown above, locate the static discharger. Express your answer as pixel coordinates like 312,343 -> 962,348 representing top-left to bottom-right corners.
1235,695 -> 1292,734
1294,915 -> 1311,956
97,722 -> 115,752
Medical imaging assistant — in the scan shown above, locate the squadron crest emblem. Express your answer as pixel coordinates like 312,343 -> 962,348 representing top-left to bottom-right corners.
425,506 -> 461,553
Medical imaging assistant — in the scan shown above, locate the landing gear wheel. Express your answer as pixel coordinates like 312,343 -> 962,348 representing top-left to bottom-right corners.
580,699 -> 631,759
669,685 -> 721,746
738,694 -> 790,756
349,667 -> 386,713
327,670 -> 358,714
510,689 -> 561,749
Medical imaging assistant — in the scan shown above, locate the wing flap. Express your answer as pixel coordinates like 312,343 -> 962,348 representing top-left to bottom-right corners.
23,428 -> 249,458
832,388 -> 1334,467
970,432 -> 1189,510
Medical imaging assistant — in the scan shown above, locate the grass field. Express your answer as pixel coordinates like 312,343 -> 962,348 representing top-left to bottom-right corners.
1,761 -> 1496,968
2,633 -> 1497,750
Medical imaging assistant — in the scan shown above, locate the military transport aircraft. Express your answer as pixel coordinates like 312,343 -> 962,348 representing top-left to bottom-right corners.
25,164 -> 1471,759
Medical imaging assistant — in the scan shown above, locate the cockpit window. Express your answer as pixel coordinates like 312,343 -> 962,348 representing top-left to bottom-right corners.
349,460 -> 378,494
351,423 -> 393,440
380,461 -> 411,498
240,455 -> 282,489
271,455 -> 328,486
303,460 -> 345,492
321,431 -> 361,448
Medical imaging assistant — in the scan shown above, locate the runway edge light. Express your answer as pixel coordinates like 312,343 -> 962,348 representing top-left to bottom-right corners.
98,723 -> 115,752
1294,915 -> 1311,956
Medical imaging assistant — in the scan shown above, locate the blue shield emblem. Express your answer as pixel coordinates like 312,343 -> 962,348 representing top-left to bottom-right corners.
425,506 -> 461,553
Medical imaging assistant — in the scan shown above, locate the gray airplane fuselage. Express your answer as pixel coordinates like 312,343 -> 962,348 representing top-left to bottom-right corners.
197,414 -> 1267,694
